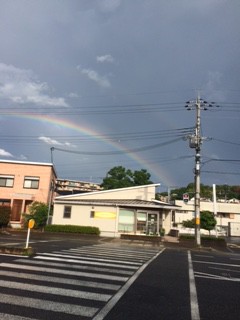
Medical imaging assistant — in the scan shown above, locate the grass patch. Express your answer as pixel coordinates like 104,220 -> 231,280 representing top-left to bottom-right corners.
0,246 -> 35,256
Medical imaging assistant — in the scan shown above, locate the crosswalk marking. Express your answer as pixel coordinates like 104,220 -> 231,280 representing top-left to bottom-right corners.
0,293 -> 99,317
34,254 -> 139,269
0,313 -> 35,320
1,262 -> 128,281
39,251 -> 143,265
0,270 -> 121,290
0,244 -> 160,319
15,258 -> 134,275
0,279 -> 111,301
68,247 -> 156,260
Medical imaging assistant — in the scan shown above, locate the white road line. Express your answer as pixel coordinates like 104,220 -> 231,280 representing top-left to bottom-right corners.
91,244 -> 159,253
92,248 -> 166,320
193,260 -> 240,268
70,246 -> 157,256
34,255 -> 138,270
193,254 -> 214,258
0,293 -> 98,317
188,251 -> 200,320
18,258 -> 134,275
0,279 -> 111,301
0,262 -> 128,282
210,266 -> 240,274
195,271 -> 230,279
194,273 -> 240,282
0,270 -> 121,291
68,248 -> 151,261
42,252 -> 142,265
58,250 -> 147,264
0,313 -> 35,320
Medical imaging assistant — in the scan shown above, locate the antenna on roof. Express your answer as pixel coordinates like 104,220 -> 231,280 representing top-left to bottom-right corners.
50,147 -> 55,164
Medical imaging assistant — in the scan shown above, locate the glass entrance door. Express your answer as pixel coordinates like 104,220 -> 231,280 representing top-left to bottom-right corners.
147,213 -> 158,235
136,212 -> 147,234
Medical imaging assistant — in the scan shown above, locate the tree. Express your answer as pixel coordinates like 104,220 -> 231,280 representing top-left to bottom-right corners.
182,218 -> 195,228
182,211 -> 217,235
133,169 -> 152,185
23,201 -> 48,229
101,166 -> 153,190
158,183 -> 240,201
200,210 -> 217,235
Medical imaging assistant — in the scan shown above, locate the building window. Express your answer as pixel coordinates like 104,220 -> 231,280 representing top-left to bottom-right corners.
63,206 -> 72,218
24,176 -> 39,189
0,175 -> 14,187
118,209 -> 135,233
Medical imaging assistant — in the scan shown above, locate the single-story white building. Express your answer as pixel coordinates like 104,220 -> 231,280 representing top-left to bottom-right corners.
173,199 -> 240,236
52,184 -> 178,237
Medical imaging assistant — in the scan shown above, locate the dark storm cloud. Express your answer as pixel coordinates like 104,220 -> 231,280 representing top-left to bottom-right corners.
0,0 -> 239,190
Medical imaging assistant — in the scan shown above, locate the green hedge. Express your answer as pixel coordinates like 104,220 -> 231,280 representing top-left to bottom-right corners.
179,234 -> 225,242
44,224 -> 100,235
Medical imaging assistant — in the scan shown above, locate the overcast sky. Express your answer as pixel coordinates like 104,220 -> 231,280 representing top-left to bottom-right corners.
0,0 -> 239,192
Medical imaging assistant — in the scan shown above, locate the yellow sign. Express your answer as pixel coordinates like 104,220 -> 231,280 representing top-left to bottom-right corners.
94,212 -> 116,219
195,218 -> 200,225
28,219 -> 35,229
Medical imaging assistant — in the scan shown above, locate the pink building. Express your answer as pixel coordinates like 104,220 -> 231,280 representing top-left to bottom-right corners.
0,160 -> 57,228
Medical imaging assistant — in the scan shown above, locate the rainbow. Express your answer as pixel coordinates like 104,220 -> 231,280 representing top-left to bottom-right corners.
6,113 -> 175,186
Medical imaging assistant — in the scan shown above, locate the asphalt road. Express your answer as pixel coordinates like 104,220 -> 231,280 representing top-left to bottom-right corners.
0,232 -> 239,320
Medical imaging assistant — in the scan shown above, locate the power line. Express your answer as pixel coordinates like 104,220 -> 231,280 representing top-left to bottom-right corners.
51,137 -> 182,156
211,138 -> 240,146
0,127 -> 194,144
202,170 -> 240,175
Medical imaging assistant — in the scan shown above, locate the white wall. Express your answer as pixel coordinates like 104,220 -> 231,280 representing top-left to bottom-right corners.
162,210 -> 172,234
174,200 -> 240,228
52,203 -> 118,237
228,222 -> 240,236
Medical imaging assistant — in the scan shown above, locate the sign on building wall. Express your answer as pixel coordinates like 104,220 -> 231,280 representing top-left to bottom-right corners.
183,193 -> 189,203
94,212 -> 116,219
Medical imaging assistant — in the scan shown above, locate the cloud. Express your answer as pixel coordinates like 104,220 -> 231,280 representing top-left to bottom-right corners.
68,92 -> 79,98
39,136 -> 76,148
97,54 -> 114,63
97,0 -> 121,12
80,68 -> 111,88
0,63 -> 68,107
203,71 -> 225,101
18,154 -> 28,161
0,148 -> 13,157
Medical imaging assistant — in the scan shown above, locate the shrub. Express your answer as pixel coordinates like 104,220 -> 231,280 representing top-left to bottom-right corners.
200,211 -> 217,234
182,219 -> 195,228
0,206 -> 11,227
179,234 -> 195,240
179,234 -> 225,242
44,224 -> 100,235
160,228 -> 165,236
22,201 -> 48,229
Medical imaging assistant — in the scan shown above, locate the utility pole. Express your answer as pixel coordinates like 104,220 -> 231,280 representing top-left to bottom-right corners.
195,95 -> 201,246
185,95 -> 218,247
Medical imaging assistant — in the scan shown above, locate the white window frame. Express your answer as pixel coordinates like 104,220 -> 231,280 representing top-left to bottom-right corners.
24,176 -> 39,189
0,175 -> 14,187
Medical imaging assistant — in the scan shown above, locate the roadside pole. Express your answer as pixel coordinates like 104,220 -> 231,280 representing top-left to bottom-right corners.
25,219 -> 35,249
